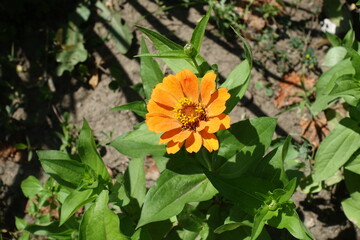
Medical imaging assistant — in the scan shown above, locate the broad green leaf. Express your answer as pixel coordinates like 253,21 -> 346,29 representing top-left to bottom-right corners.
251,137 -> 292,187
215,117 -> 276,178
37,150 -> 86,188
206,172 -> 269,215
60,188 -> 95,225
325,32 -> 341,46
96,1 -> 132,54
21,176 -> 43,198
24,221 -> 75,239
311,58 -> 355,114
78,120 -> 111,183
140,37 -> 164,100
329,79 -> 360,101
342,192 -> 360,227
314,118 -> 360,182
268,203 -> 314,240
251,206 -> 277,240
79,190 -> 129,240
177,204 -> 206,232
56,21 -> 87,76
112,101 -> 147,118
126,158 -> 146,207
137,170 -> 217,227
322,46 -> 347,67
222,60 -> 251,113
110,123 -> 165,158
109,174 -> 131,207
190,6 -> 211,53
345,150 -> 360,174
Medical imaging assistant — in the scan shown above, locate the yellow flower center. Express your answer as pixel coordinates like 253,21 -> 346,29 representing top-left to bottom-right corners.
173,98 -> 207,130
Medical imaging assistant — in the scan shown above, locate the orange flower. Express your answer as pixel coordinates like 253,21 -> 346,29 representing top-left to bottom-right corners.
146,69 -> 231,154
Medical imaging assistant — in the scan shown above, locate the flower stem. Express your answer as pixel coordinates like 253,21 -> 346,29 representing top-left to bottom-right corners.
191,57 -> 204,77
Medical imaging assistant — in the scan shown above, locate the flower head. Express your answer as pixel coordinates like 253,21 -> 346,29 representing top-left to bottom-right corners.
146,69 -> 231,154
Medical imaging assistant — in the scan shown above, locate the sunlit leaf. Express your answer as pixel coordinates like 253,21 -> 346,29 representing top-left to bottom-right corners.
112,101 -> 147,118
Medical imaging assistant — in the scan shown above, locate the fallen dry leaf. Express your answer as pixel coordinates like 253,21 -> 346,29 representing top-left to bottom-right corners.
245,14 -> 266,31
274,72 -> 316,108
89,73 -> 99,89
300,114 -> 330,149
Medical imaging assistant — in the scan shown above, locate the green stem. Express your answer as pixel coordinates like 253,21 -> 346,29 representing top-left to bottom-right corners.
191,57 -> 204,77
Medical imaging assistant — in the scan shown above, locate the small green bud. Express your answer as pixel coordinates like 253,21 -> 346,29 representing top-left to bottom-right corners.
184,43 -> 197,58
268,199 -> 278,211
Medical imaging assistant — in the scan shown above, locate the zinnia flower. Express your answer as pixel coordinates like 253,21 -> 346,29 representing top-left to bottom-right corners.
146,69 -> 231,154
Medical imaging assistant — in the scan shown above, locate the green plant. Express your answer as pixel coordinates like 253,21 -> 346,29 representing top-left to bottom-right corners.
307,28 -> 360,227
15,8 -> 314,240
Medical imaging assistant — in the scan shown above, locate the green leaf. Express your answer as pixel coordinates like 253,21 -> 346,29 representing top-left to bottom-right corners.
137,170 -> 217,227
222,60 -> 251,113
251,206 -> 277,240
21,176 -> 43,198
14,143 -> 28,150
60,189 -> 95,225
343,29 -> 355,48
322,46 -> 347,67
135,51 -> 190,59
96,1 -> 132,54
140,37 -> 164,100
56,21 -> 87,76
206,172 -> 269,215
78,120 -> 111,183
326,32 -> 341,46
311,58 -> 355,114
79,190 -> 129,240
112,101 -> 147,118
268,203 -> 314,240
215,117 -> 276,178
221,28 -> 252,113
250,137 -> 292,187
110,123 -> 165,158
136,26 -> 209,74
190,6 -> 211,53
345,150 -> 360,174
314,118 -> 360,182
37,150 -> 86,188
24,221 -> 75,239
329,79 -> 360,100
344,169 -> 360,194
126,158 -> 146,207
342,192 -> 360,227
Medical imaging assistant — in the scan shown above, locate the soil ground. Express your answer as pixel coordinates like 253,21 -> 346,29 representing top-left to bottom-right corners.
1,0 -> 360,239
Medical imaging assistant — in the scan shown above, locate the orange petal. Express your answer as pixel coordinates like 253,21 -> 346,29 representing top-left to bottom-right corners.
176,69 -> 199,102
159,128 -> 182,144
185,131 -> 202,153
207,113 -> 231,133
206,117 -> 222,133
196,120 -> 208,132
146,116 -> 181,133
151,87 -> 178,108
147,99 -> 174,117
172,129 -> 192,142
207,88 -> 230,117
200,72 -> 216,106
161,74 -> 184,101
166,140 -> 184,154
217,113 -> 231,130
200,131 -> 219,152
